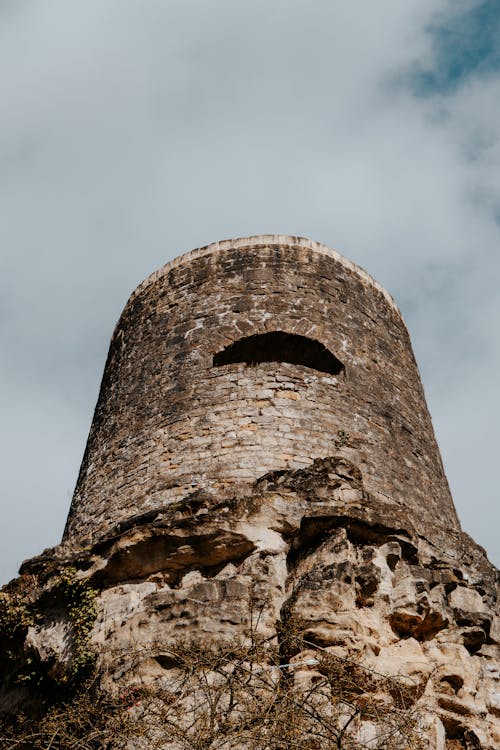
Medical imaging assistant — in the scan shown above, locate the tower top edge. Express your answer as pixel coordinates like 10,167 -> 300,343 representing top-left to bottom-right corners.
129,234 -> 400,313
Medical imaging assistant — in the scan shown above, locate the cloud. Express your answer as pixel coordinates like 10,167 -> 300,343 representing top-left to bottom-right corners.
0,0 -> 499,582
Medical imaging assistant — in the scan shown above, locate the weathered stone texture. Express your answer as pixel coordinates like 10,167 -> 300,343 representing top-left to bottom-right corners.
64,235 -> 458,548
4,459 -> 499,747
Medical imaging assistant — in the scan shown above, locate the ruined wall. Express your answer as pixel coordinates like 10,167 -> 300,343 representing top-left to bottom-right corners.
64,236 -> 458,548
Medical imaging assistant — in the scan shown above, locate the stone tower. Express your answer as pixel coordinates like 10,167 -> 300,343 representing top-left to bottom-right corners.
1,237 -> 498,749
64,235 -> 458,548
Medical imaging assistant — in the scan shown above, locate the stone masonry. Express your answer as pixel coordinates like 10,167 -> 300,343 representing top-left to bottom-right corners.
64,235 -> 458,548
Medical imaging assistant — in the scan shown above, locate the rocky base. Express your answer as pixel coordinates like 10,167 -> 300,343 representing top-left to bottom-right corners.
1,457 -> 499,748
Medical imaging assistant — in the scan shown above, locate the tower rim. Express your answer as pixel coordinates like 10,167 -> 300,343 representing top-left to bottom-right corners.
128,234 -> 400,314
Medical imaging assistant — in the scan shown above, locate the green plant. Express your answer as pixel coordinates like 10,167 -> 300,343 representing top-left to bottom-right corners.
0,591 -> 35,639
55,568 -> 98,682
0,567 -> 98,694
334,429 -> 350,448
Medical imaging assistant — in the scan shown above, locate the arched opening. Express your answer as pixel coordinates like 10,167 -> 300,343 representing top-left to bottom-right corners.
213,331 -> 344,376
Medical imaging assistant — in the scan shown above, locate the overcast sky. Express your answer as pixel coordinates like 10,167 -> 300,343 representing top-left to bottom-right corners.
1,0 -> 499,584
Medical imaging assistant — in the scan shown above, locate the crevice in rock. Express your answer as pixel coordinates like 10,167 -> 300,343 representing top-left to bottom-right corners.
255,456 -> 363,495
92,530 -> 256,587
286,514 -> 416,572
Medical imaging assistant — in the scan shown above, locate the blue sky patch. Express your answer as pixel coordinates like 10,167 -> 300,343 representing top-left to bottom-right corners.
414,0 -> 500,95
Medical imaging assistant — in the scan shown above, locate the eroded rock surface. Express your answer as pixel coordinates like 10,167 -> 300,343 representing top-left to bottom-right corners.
1,458 -> 499,748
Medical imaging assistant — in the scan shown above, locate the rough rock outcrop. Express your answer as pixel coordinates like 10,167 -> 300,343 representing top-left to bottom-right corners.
1,457 -> 498,747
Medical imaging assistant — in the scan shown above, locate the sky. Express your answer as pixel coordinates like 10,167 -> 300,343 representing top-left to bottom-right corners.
0,0 -> 499,584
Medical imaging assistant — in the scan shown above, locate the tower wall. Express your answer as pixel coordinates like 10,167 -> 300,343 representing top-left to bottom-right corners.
64,236 -> 458,546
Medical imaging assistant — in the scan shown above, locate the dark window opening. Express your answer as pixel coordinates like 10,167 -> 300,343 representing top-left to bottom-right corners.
213,331 -> 344,376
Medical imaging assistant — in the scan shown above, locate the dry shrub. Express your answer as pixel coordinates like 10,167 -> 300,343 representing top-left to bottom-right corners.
1,630 -> 426,750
